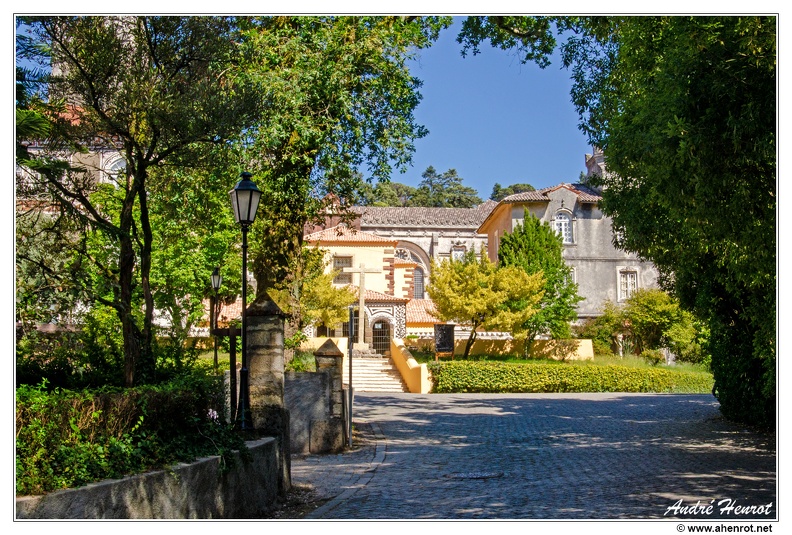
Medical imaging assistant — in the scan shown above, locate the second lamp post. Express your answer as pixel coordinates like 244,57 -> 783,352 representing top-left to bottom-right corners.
229,171 -> 262,433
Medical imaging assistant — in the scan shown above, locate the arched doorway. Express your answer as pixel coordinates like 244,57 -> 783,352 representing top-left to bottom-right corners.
372,319 -> 391,355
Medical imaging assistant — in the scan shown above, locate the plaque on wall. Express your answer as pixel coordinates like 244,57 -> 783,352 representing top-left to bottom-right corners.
434,324 -> 455,355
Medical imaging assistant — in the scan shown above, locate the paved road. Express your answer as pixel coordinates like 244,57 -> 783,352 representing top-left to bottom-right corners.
291,393 -> 776,520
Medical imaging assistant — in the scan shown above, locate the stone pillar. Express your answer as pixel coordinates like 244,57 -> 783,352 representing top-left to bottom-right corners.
245,293 -> 290,494
312,339 -> 346,453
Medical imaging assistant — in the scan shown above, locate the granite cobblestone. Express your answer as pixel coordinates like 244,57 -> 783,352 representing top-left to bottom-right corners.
290,393 -> 776,520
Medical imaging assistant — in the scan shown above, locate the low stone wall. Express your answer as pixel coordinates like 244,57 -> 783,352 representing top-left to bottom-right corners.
16,437 -> 280,519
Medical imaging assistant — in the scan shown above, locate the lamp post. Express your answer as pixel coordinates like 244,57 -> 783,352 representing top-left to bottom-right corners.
229,171 -> 262,433
210,267 -> 222,370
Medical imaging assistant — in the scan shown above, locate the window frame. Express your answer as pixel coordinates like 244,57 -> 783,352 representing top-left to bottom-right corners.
332,255 -> 353,285
554,211 -> 575,244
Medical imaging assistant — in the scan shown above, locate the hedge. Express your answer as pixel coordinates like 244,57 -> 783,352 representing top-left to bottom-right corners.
427,360 -> 714,394
15,370 -> 245,496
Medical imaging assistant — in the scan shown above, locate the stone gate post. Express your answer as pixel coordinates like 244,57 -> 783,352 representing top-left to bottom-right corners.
245,293 -> 290,494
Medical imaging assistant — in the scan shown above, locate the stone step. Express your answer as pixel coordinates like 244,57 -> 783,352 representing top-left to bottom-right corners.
341,356 -> 408,393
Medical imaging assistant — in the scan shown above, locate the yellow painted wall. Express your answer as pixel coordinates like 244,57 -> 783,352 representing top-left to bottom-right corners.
393,265 -> 410,299
315,244 -> 393,295
479,204 -> 515,262
390,339 -> 432,393
414,337 -> 594,360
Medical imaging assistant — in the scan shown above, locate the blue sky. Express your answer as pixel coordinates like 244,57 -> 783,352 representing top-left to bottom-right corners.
388,17 -> 593,200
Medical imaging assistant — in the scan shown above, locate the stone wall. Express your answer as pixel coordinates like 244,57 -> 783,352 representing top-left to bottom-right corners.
16,437 -> 280,519
284,340 -> 346,454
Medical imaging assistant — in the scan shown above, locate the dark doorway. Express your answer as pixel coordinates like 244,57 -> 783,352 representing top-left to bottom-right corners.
372,319 -> 391,355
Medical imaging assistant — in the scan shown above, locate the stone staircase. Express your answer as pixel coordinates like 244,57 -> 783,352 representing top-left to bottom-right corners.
342,348 -> 408,393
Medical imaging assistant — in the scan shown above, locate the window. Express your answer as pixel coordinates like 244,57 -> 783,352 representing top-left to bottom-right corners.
619,270 -> 638,301
555,212 -> 573,244
413,267 -> 425,299
333,256 -> 352,284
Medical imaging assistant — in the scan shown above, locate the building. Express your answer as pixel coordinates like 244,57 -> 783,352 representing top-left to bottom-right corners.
302,149 -> 659,353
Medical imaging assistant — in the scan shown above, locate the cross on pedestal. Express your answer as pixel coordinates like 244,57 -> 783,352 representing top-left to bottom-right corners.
343,263 -> 381,349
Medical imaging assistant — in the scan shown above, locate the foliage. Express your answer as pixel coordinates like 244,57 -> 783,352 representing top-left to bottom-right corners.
271,246 -> 358,342
575,290 -> 710,366
573,301 -> 626,357
18,16 -> 262,386
427,360 -> 713,394
559,16 -> 776,427
428,250 -> 545,358
357,166 -> 484,208
640,349 -> 665,367
284,350 -> 317,373
498,217 -> 583,351
15,370 -> 245,496
490,182 -> 536,201
236,16 -> 451,298
456,14 -> 776,428
407,166 -> 482,208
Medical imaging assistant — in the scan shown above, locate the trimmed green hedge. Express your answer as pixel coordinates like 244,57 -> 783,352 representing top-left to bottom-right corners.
427,360 -> 714,394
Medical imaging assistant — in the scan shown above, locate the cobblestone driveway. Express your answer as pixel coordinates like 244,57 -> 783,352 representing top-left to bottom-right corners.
292,393 -> 776,520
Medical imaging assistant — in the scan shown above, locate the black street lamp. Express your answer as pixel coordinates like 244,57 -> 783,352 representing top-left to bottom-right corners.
210,267 -> 222,370
229,171 -> 262,433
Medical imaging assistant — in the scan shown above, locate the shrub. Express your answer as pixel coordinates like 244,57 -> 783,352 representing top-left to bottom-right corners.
427,360 -> 713,394
641,349 -> 665,366
15,369 -> 245,496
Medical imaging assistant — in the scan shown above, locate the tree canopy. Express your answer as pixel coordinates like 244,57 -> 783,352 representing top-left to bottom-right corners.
408,166 -> 482,208
490,182 -> 536,202
428,251 -> 544,358
357,166 -> 483,208
459,15 -> 776,428
17,16 -> 262,386
498,216 -> 582,351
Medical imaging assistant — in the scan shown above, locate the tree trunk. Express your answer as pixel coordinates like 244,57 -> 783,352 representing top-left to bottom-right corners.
463,325 -> 478,359
137,170 -> 156,383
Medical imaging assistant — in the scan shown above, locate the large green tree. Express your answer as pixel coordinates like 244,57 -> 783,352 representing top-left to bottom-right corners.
18,16 -> 261,386
231,17 -> 451,319
428,251 -> 544,358
498,216 -> 582,353
408,166 -> 482,208
460,15 -> 776,428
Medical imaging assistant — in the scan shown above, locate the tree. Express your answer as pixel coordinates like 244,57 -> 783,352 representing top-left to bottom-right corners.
576,290 -> 710,366
428,251 -> 544,358
18,16 -> 261,386
270,247 -> 357,336
623,289 -> 709,365
231,16 -> 451,321
490,182 -> 535,201
459,15 -> 776,428
498,216 -> 582,354
357,180 -> 407,207
408,166 -> 482,207
561,16 -> 775,427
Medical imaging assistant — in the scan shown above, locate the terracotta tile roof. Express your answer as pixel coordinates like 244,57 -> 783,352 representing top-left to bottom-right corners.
406,299 -> 441,324
500,183 -> 602,204
304,225 -> 398,245
352,286 -> 409,303
355,201 -> 497,229
216,299 -> 243,324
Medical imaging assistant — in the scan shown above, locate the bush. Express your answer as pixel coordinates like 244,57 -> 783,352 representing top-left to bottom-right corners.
15,369 -> 245,496
641,349 -> 664,366
427,360 -> 713,394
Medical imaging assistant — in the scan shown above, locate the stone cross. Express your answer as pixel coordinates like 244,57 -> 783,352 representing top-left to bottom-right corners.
343,263 -> 381,349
